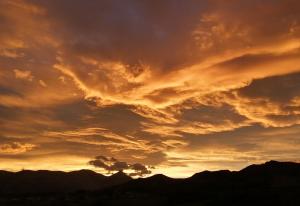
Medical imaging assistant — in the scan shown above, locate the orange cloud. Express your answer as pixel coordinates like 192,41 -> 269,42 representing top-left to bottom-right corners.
13,69 -> 34,81
0,142 -> 36,155
1,0 -> 300,176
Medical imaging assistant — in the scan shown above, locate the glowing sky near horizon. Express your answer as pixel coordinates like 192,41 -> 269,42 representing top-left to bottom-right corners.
1,0 -> 300,177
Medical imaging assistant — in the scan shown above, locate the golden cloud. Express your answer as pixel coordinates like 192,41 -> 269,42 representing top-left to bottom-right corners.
0,142 -> 36,155
13,69 -> 34,81
1,0 -> 300,176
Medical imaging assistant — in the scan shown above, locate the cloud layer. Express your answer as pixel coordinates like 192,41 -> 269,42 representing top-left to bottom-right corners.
1,0 -> 300,177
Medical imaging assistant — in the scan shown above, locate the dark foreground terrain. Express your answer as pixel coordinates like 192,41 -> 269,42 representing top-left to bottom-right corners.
1,161 -> 300,206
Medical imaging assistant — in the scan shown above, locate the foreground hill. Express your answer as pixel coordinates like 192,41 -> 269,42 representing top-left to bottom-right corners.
0,170 -> 131,194
101,160 -> 300,205
1,161 -> 300,205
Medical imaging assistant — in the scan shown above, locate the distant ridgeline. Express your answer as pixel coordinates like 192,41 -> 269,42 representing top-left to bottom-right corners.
0,170 -> 131,194
0,161 -> 300,206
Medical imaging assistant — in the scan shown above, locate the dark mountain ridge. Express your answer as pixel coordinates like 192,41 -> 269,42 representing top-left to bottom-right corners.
0,169 -> 130,195
1,161 -> 300,205
99,160 -> 300,206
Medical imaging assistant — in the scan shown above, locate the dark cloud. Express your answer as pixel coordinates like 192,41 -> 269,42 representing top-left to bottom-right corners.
238,72 -> 300,103
0,86 -> 22,97
180,103 -> 248,125
89,156 -> 152,176
129,163 -> 152,176
225,72 -> 300,127
32,0 -> 208,70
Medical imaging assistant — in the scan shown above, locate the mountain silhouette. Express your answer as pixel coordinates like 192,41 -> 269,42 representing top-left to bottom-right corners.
1,161 -> 300,206
105,170 -> 132,185
105,161 -> 300,206
0,169 -> 131,195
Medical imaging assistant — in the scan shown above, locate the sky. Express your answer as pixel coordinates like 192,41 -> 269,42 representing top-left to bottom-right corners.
1,0 -> 300,177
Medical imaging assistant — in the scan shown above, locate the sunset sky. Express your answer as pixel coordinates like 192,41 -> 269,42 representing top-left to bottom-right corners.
1,0 -> 300,177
